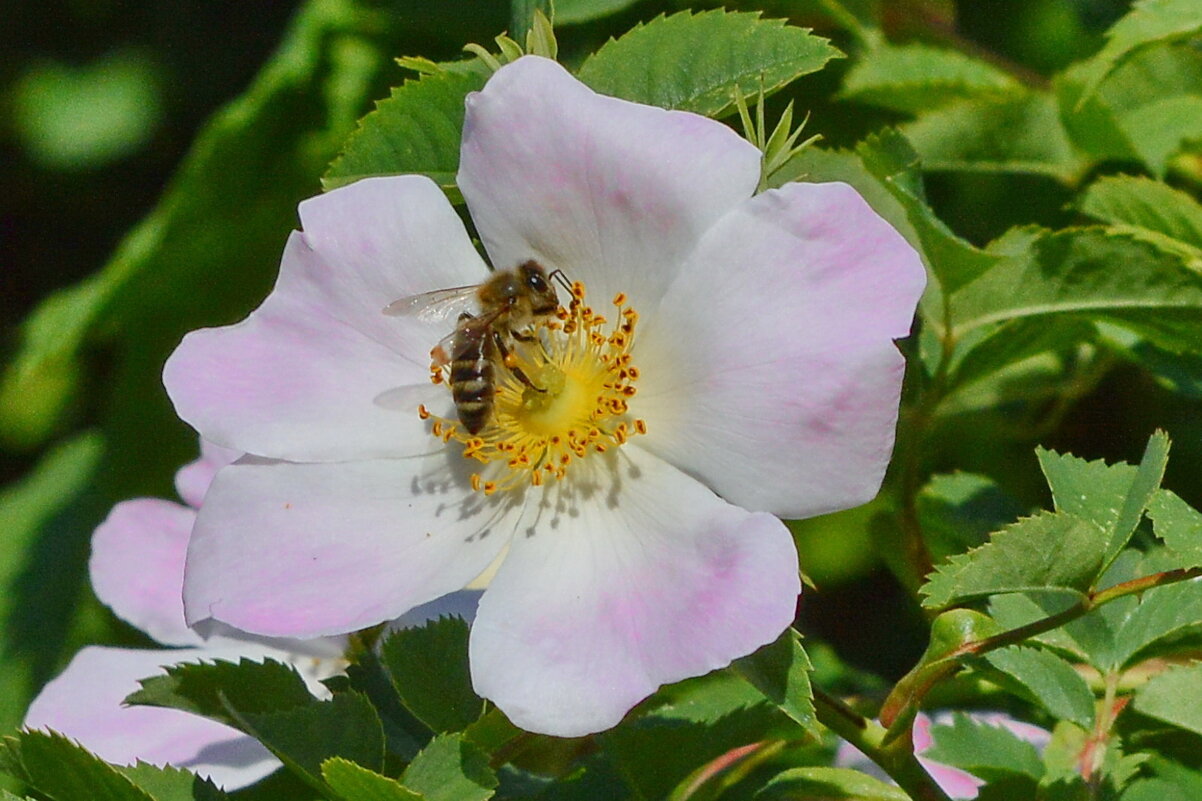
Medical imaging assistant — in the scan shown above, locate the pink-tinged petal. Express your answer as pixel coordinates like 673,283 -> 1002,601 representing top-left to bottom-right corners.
913,715 -> 985,799
164,176 -> 486,462
468,447 -> 800,737
174,440 -> 240,509
24,646 -> 277,790
90,500 -> 202,647
459,56 -> 761,312
184,457 -> 513,638
635,182 -> 926,519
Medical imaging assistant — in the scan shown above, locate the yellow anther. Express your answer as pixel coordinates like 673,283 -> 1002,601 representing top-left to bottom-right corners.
420,279 -> 643,494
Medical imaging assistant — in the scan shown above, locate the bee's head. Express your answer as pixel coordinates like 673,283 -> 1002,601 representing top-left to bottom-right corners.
514,260 -> 560,317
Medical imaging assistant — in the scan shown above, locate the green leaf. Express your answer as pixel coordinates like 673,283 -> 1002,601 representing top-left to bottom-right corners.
1132,662 -> 1202,735
1106,431 -> 1171,561
321,758 -> 422,801
945,318 -> 1100,397
901,91 -> 1086,182
921,511 -> 1108,608
576,10 -> 840,118
916,472 -> 1026,561
554,0 -> 643,24
949,227 -> 1202,354
1038,431 -> 1170,564
730,629 -> 816,735
401,734 -> 497,801
602,670 -> 785,801
1078,175 -> 1202,259
0,731 -> 156,801
380,616 -> 484,734
924,713 -> 1045,780
342,652 -> 428,762
853,129 -> 999,296
1038,448 -> 1140,533
641,668 -> 771,726
510,0 -> 552,39
244,692 -> 386,791
1122,778 -> 1198,801
117,763 -> 228,801
1075,0 -> 1202,102
0,433 -> 103,735
125,658 -> 316,729
1112,573 -> 1202,667
756,767 -> 909,800
976,646 -> 1095,726
1147,489 -> 1202,566
323,67 -> 487,191
1118,94 -> 1202,177
840,42 -> 1020,114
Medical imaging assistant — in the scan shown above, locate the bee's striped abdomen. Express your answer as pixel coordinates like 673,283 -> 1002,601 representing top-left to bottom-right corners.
450,327 -> 496,435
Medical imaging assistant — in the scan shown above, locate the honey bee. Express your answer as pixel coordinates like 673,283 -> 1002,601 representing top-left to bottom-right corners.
385,260 -> 566,434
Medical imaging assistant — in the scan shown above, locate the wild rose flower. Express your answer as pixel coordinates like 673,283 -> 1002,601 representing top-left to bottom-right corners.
23,441 -> 477,788
163,55 -> 925,737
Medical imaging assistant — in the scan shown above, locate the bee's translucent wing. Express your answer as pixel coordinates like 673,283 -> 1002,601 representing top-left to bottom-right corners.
383,284 -> 480,323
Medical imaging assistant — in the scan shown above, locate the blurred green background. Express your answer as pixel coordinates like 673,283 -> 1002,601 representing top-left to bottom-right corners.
4,0 -> 1200,747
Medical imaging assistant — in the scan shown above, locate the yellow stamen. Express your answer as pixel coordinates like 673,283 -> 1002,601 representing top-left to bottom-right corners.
421,281 -> 646,493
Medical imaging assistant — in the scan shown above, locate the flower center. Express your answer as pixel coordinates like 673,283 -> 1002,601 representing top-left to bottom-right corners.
419,281 -> 646,494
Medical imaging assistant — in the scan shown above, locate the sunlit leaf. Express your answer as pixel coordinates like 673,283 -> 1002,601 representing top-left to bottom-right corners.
840,42 -> 1019,114
379,616 -> 483,734
401,734 -> 496,801
976,646 -> 1095,726
324,67 -> 487,192
1078,175 -> 1202,258
949,227 -> 1202,355
924,713 -> 1045,780
731,629 -> 816,735
901,92 -> 1086,182
576,9 -> 840,118
1146,490 -> 1202,567
756,767 -> 908,800
1132,662 -> 1202,736
1074,0 -> 1202,102
322,758 -> 422,801
921,511 -> 1107,609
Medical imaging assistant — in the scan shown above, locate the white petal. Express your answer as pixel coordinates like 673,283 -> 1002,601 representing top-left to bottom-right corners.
635,182 -> 926,518
469,447 -> 800,736
459,56 -> 760,312
183,456 -> 516,638
164,176 -> 485,462
24,646 -> 278,790
89,500 -> 203,647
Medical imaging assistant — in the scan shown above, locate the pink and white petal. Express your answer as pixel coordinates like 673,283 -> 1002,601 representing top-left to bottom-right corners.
468,446 -> 800,737
634,182 -> 926,519
913,714 -> 986,799
164,176 -> 484,463
90,499 -> 203,648
174,440 -> 240,509
184,457 -> 515,638
24,646 -> 278,790
459,56 -> 761,312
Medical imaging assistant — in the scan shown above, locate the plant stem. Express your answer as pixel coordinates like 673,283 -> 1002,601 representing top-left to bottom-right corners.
814,689 -> 952,801
957,567 -> 1202,658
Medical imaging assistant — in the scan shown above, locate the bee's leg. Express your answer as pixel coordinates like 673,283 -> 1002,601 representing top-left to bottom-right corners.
493,331 -> 545,392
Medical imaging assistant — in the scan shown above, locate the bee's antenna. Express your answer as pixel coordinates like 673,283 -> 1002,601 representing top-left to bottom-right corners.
547,268 -> 573,294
